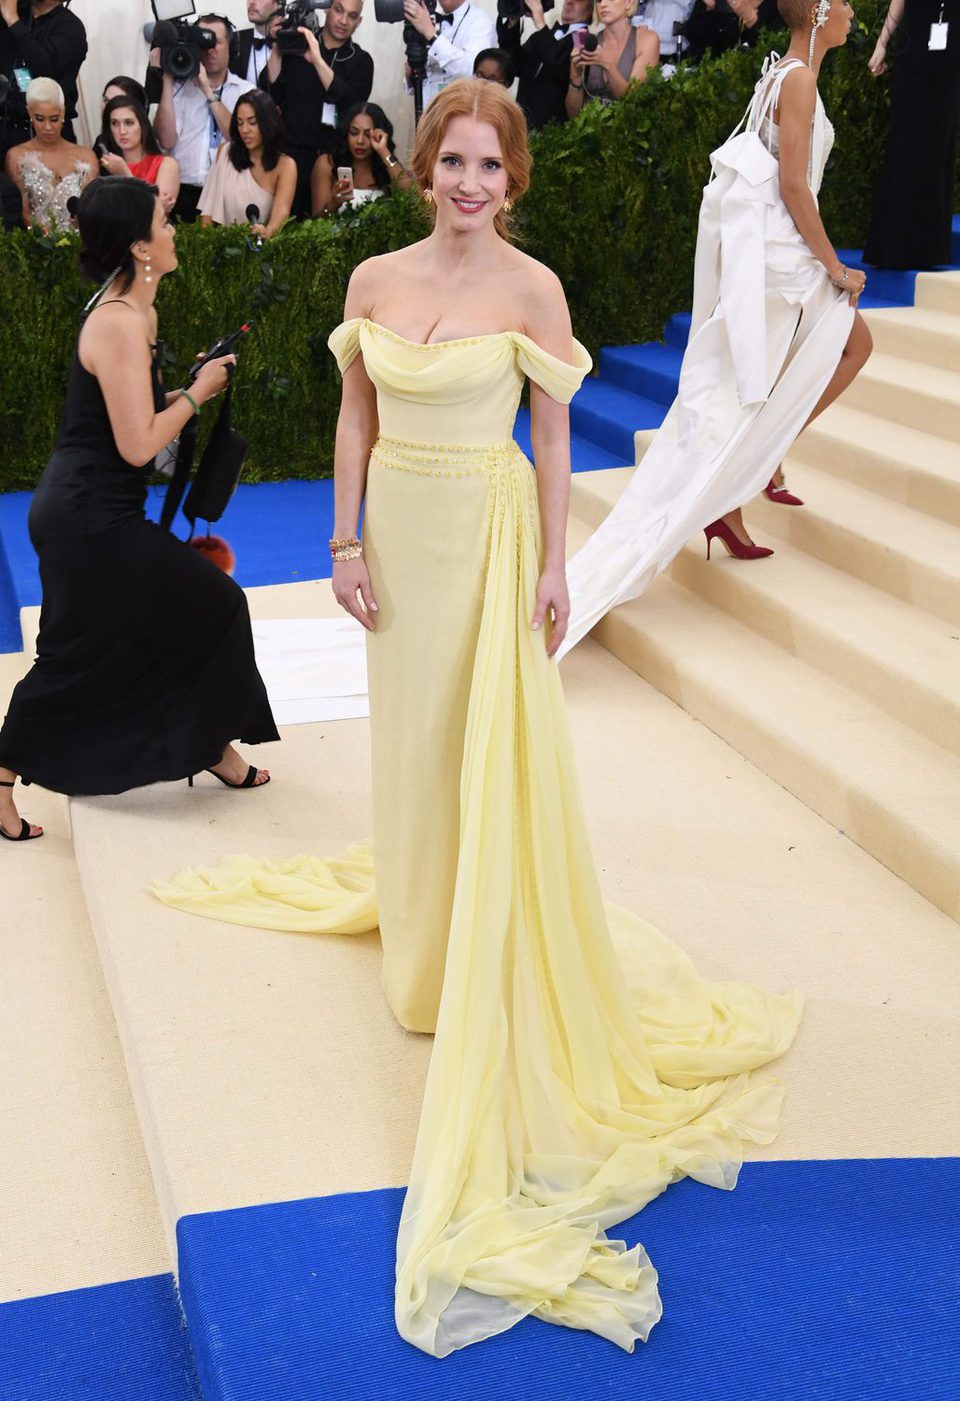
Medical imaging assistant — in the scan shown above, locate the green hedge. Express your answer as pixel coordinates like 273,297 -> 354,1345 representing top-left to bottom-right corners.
0,1 -> 935,487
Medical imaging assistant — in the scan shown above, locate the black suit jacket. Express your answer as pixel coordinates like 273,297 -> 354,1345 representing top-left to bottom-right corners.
497,18 -> 575,131
233,28 -> 273,88
0,0 -> 87,135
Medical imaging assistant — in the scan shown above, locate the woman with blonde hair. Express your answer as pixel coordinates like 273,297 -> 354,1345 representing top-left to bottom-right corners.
155,77 -> 801,1357
565,0 -> 660,117
4,77 -> 96,233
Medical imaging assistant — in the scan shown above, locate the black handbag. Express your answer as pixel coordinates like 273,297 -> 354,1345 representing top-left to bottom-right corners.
183,379 -> 248,527
160,375 -> 248,533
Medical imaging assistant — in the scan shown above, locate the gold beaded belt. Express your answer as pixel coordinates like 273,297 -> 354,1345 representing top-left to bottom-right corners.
370,434 -> 529,479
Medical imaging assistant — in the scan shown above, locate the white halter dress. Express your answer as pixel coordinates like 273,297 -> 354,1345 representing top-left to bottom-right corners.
561,55 -> 855,655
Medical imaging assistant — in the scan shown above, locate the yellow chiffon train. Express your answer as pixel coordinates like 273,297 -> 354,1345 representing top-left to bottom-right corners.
153,319 -> 803,1357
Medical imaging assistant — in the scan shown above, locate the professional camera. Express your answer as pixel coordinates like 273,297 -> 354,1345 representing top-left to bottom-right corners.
275,0 -> 334,55
373,0 -> 437,84
496,0 -> 529,20
144,2 -> 216,81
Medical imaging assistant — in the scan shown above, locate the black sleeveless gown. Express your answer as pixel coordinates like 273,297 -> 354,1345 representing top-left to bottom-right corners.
0,336 -> 279,796
865,0 -> 960,269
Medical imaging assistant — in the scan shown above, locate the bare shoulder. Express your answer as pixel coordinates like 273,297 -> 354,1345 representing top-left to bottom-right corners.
778,63 -> 818,113
343,243 -> 426,317
75,146 -> 98,167
79,304 -> 152,374
510,252 -> 572,355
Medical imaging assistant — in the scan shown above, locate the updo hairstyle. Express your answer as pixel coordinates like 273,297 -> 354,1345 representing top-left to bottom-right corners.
76,177 -> 158,292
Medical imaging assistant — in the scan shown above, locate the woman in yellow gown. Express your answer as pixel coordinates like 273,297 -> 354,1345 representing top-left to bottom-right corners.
154,79 -> 803,1358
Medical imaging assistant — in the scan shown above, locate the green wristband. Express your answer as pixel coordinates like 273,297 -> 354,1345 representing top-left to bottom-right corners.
181,388 -> 200,414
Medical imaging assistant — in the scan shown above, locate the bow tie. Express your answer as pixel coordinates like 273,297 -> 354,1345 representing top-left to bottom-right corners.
437,13 -> 455,25
253,35 -> 270,49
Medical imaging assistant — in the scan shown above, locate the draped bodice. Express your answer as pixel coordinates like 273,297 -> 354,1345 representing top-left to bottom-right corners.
328,318 -> 592,447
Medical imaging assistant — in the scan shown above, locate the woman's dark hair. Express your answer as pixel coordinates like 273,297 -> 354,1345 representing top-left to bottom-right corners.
474,48 -> 515,85
101,96 -> 160,160
102,75 -> 149,110
77,177 -> 159,293
227,90 -> 286,172
331,103 -> 397,192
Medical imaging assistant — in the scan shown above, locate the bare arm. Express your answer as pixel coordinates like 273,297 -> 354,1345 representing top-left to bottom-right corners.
565,51 -> 587,118
262,155 -> 296,236
4,150 -> 29,226
311,152 -> 334,218
80,310 -> 234,467
777,71 -> 865,304
523,268 -> 577,656
156,155 -> 180,214
154,73 -> 178,152
869,0 -> 904,73
331,263 -> 380,629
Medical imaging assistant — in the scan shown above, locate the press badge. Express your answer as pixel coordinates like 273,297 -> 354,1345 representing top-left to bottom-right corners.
14,67 -> 32,93
930,20 -> 949,48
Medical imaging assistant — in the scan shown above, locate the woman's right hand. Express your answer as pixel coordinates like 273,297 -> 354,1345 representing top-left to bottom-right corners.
332,177 -> 353,208
332,556 -> 378,631
868,40 -> 887,75
192,353 -> 237,403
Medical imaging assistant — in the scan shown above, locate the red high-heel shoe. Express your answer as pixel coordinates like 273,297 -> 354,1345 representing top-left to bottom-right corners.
704,520 -> 774,561
764,476 -> 804,506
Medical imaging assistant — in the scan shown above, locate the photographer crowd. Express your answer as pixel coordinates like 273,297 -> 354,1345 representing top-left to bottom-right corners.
2,0 -> 959,279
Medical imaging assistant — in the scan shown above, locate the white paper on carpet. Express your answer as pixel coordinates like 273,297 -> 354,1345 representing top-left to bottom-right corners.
252,618 -> 369,725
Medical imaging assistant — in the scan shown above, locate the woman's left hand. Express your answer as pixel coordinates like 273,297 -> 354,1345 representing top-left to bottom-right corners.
532,564 -> 570,658
370,128 -> 390,158
100,151 -> 130,177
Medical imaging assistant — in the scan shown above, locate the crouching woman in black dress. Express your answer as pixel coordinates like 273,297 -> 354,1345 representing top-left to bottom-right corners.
0,177 -> 278,842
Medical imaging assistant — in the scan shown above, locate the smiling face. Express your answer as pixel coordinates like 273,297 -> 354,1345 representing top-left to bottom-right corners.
431,114 -> 509,232
346,111 -> 375,160
109,105 -> 143,156
29,100 -> 64,144
235,99 -> 263,153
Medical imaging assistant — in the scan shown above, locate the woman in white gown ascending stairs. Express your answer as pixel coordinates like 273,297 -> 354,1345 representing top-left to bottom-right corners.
561,0 -> 873,657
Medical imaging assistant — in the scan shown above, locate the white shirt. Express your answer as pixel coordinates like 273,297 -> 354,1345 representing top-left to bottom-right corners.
164,70 -> 250,188
244,31 -> 272,89
637,0 -> 696,58
421,3 -> 498,108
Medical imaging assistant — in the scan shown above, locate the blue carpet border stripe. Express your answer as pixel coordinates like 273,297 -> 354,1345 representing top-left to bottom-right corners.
175,1157 -> 960,1401
0,1272 -> 200,1401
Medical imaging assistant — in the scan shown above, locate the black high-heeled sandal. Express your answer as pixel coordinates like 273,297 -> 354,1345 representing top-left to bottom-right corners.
0,779 -> 43,841
187,765 -> 268,790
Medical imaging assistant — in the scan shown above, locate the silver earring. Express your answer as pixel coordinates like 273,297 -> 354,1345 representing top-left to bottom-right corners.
809,0 -> 830,64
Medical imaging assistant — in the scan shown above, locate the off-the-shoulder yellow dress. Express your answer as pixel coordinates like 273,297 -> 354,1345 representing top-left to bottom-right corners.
154,318 -> 803,1358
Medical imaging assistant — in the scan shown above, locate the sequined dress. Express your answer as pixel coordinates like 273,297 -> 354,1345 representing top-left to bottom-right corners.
15,149 -> 91,233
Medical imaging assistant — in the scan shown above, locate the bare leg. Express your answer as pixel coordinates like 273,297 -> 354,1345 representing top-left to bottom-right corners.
0,766 -> 43,839
802,310 -> 873,431
207,744 -> 270,788
725,312 -> 873,540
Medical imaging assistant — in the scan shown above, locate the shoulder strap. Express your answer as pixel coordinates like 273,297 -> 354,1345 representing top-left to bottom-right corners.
746,53 -> 807,133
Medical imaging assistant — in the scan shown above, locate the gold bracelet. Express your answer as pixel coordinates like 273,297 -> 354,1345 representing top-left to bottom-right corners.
330,536 -> 362,563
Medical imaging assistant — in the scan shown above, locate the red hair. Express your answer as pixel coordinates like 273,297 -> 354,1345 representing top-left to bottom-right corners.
411,78 -> 531,241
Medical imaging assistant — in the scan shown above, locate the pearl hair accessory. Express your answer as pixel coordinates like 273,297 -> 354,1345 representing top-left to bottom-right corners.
809,0 -> 831,64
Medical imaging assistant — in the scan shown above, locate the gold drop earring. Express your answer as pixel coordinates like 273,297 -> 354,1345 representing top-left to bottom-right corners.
503,195 -> 513,215
422,187 -> 434,204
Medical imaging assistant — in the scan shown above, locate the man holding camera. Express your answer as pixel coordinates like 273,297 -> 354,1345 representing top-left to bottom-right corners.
261,0 -> 373,218
496,0 -> 590,130
236,0 -> 284,87
0,0 -> 86,157
402,0 -> 497,110
154,14 -> 250,223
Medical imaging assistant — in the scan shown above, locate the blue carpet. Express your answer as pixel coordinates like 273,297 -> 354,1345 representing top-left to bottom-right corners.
176,1157 -> 959,1401
0,1273 -> 200,1401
